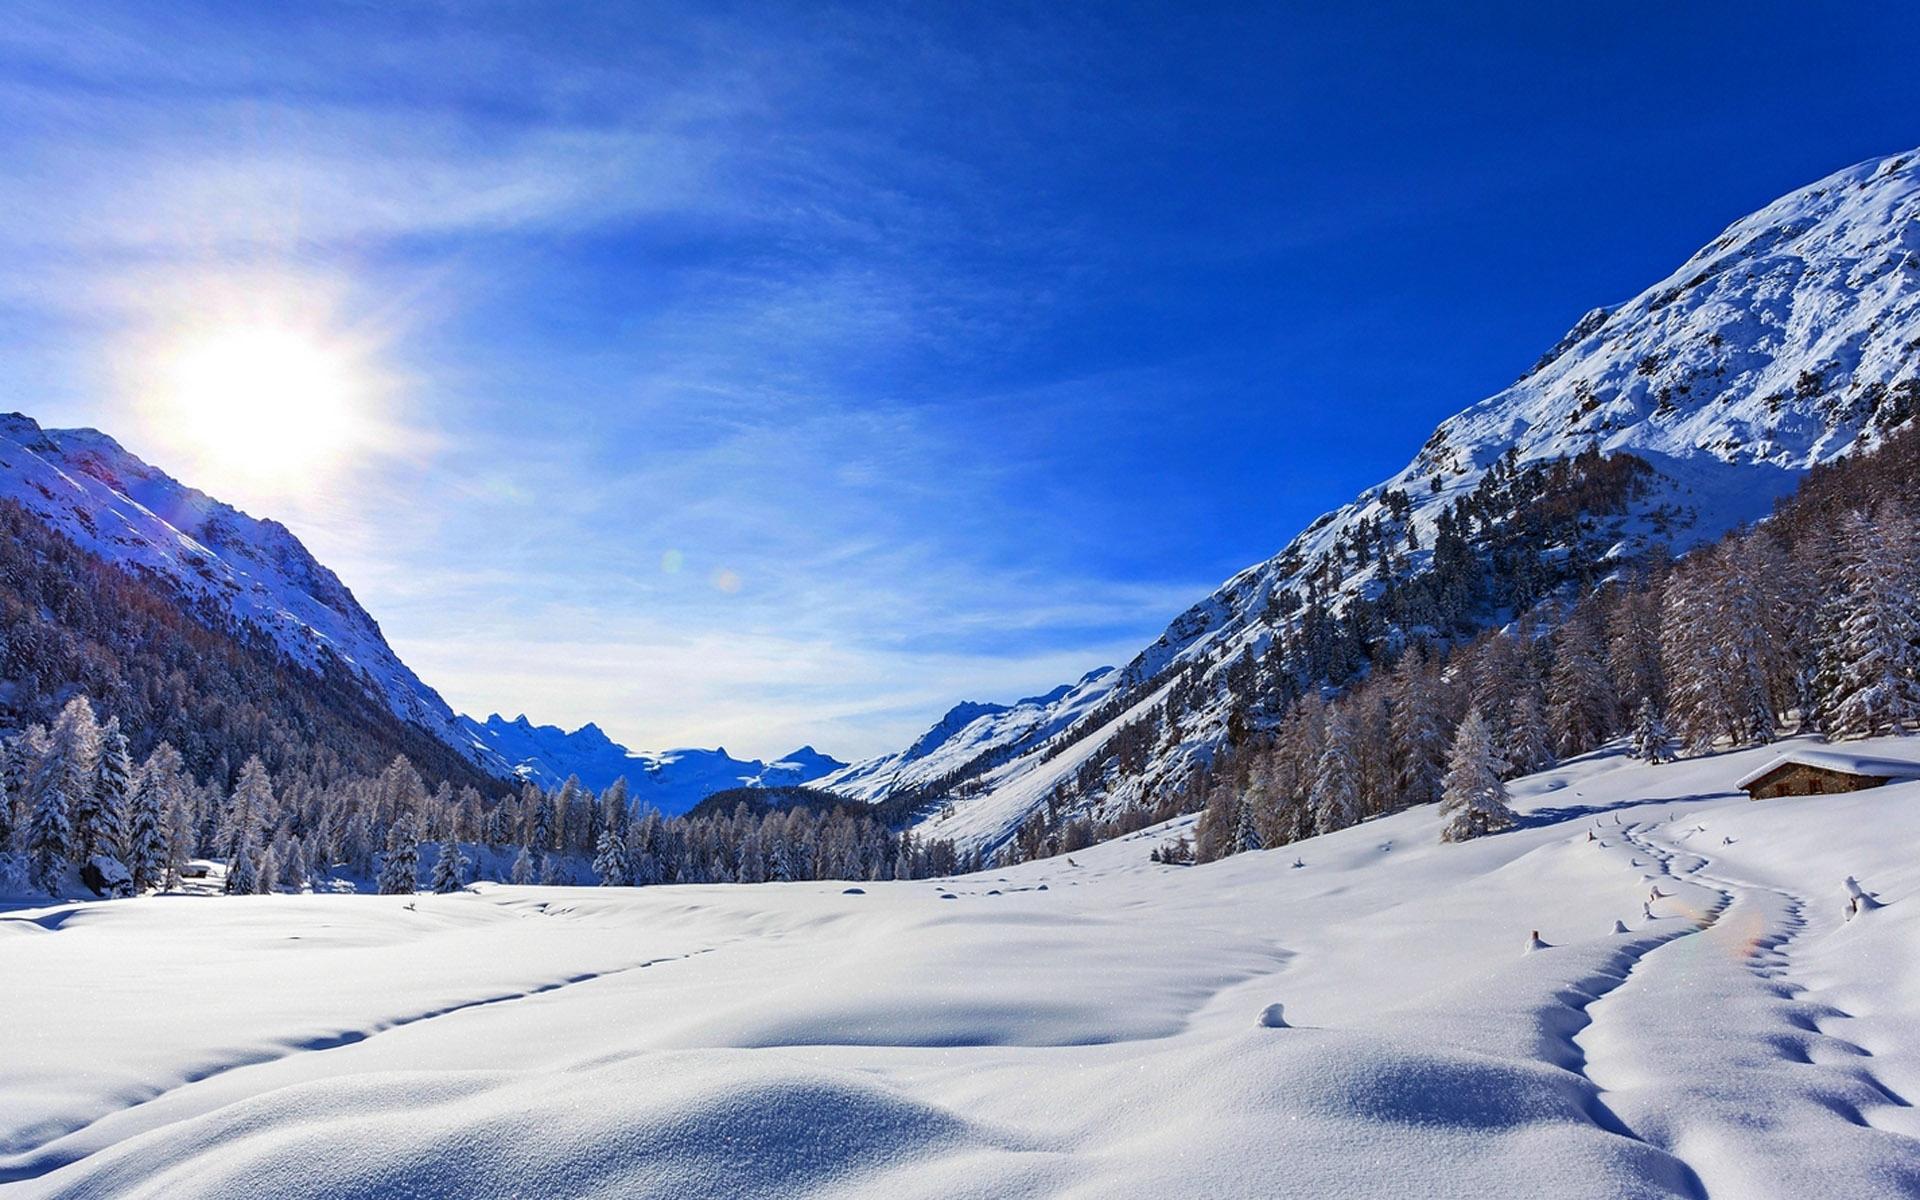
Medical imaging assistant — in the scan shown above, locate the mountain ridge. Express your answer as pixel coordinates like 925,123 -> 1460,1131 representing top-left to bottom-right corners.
457,711 -> 846,813
858,145 -> 1920,853
0,411 -> 517,779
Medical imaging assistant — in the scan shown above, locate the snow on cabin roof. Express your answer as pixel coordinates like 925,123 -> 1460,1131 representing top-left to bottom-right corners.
1734,748 -> 1920,790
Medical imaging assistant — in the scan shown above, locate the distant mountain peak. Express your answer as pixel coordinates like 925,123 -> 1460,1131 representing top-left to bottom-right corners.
454,713 -> 846,813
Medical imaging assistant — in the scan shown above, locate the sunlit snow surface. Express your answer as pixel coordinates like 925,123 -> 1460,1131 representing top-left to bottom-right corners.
5,736 -> 1920,1198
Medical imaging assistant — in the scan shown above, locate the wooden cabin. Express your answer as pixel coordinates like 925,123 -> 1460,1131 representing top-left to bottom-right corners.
1735,750 -> 1920,800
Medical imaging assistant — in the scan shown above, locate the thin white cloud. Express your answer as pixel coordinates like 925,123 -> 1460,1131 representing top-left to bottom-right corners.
0,3 -> 1225,765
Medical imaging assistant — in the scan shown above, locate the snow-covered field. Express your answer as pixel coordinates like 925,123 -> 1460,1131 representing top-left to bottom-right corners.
5,736 -> 1919,1198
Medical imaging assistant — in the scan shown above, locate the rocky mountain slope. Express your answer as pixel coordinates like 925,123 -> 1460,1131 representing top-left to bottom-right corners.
0,412 -> 514,779
870,146 -> 1920,853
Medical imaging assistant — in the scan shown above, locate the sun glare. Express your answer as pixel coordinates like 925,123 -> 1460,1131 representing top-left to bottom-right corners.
156,324 -> 367,479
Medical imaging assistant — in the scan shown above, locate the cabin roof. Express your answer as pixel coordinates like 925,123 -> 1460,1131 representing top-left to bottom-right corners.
1734,748 -> 1920,791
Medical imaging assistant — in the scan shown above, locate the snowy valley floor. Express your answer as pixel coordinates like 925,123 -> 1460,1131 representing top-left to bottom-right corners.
4,736 -> 1920,1199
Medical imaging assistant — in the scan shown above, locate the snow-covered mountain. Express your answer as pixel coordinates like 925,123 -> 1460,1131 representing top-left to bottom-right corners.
885,147 -> 1920,852
458,712 -> 846,813
0,412 -> 514,778
815,669 -> 1118,803
0,410 -> 848,810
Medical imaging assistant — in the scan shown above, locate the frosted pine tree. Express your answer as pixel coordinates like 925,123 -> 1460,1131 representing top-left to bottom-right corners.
1230,795 -> 1263,854
254,844 -> 279,894
77,716 -> 133,867
1388,650 -> 1447,809
1439,707 -> 1515,843
629,809 -> 666,885
1824,507 -> 1920,738
1506,686 -> 1555,777
225,841 -> 259,894
1630,699 -> 1673,763
1309,709 -> 1363,834
529,793 -> 556,852
592,826 -> 631,885
599,777 -> 630,842
1606,581 -> 1667,716
736,827 -> 766,883
1663,552 -> 1779,751
378,814 -> 421,894
0,740 -> 13,858
509,845 -> 535,885
280,834 -> 309,893
162,792 -> 196,891
27,766 -> 73,894
27,699 -> 99,893
221,757 -> 273,894
1548,620 -> 1617,758
537,852 -> 567,886
430,835 -> 466,893
126,742 -> 182,890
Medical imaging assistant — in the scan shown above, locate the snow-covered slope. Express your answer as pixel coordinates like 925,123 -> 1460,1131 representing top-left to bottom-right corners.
815,668 -> 1119,803
0,413 -> 511,777
6,734 -> 1918,1198
893,147 -> 1920,852
458,713 -> 845,812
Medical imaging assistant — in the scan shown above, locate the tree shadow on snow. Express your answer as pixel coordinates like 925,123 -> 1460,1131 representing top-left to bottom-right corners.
1513,792 -> 1732,833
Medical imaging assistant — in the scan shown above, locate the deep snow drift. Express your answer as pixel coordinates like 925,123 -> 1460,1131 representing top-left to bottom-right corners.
4,736 -> 1919,1198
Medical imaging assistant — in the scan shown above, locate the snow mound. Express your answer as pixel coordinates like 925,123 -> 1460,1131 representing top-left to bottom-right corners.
49,1057 -> 995,1200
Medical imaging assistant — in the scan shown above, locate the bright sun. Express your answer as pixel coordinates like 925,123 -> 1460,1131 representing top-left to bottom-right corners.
157,324 -> 366,478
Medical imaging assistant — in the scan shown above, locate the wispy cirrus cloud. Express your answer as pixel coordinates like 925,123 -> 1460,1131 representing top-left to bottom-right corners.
0,2 -> 1334,760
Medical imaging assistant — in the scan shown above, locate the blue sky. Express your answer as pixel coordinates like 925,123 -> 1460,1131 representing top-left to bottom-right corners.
4,1 -> 1919,759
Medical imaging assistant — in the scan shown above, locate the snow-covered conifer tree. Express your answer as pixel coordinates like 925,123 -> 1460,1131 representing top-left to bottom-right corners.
1607,580 -> 1667,715
1309,709 -> 1363,834
126,742 -> 184,892
280,834 -> 309,893
26,771 -> 72,894
530,792 -> 556,852
736,826 -> 766,884
27,699 -> 99,893
0,740 -> 14,857
1439,707 -> 1515,843
1547,620 -> 1617,757
1230,794 -> 1264,854
221,757 -> 273,894
430,835 -> 466,893
378,814 -> 421,894
78,716 -> 132,866
162,791 -> 196,891
254,844 -> 279,894
592,825 -> 631,885
1387,650 -> 1447,809
599,777 -> 630,840
1630,699 -> 1673,763
509,845 -> 534,886
1506,686 -> 1555,777
1822,506 -> 1920,738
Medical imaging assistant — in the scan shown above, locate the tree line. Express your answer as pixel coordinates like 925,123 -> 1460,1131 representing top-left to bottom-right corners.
998,423 -> 1919,865
1185,423 -> 1920,863
0,698 -> 971,897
